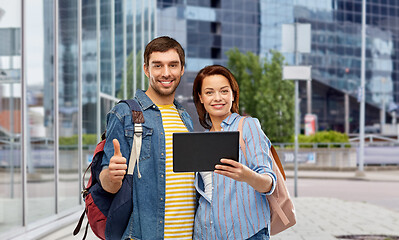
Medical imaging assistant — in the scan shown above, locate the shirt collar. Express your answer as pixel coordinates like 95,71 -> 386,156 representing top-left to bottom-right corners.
134,89 -> 185,111
220,113 -> 240,128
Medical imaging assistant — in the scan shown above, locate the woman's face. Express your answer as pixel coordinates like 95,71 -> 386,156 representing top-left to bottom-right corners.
199,74 -> 234,121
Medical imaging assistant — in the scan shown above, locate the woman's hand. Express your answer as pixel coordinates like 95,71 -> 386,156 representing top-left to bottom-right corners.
214,158 -> 253,182
215,158 -> 273,193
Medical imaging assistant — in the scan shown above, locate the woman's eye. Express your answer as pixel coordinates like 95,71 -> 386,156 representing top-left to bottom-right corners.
221,90 -> 229,94
205,91 -> 213,95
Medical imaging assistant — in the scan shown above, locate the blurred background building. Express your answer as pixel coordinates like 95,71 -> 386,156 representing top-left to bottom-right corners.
0,0 -> 398,238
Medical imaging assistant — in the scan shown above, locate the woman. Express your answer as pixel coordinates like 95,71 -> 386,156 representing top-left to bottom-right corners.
192,65 -> 277,240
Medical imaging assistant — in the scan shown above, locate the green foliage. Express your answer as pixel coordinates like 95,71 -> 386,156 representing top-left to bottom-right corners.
298,131 -> 349,143
227,48 -> 295,142
117,50 -> 148,99
59,134 -> 97,146
292,131 -> 350,148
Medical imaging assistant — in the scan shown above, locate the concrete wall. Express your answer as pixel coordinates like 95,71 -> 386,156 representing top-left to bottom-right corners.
276,148 -> 357,169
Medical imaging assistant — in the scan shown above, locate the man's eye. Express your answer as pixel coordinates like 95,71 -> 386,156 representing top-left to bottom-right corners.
170,64 -> 177,68
154,65 -> 161,68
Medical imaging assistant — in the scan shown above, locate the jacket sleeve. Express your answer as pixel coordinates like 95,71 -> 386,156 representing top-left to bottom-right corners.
101,104 -> 132,168
241,117 -> 277,195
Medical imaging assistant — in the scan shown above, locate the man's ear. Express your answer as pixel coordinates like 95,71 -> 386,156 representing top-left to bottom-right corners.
180,65 -> 185,76
143,64 -> 150,78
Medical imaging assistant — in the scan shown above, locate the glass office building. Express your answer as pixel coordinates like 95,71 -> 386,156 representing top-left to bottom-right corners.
159,0 -> 399,132
1,0 -> 398,238
0,0 -> 155,238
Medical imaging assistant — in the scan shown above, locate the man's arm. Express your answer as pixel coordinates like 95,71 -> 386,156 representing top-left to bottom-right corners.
99,139 -> 127,194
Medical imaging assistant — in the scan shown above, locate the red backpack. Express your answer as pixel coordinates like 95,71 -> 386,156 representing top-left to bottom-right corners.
73,99 -> 144,239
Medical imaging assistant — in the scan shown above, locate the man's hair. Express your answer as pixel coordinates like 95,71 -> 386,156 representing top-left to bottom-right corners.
144,36 -> 185,68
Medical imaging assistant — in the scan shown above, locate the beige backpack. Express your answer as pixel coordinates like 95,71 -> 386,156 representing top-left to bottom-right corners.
238,117 -> 296,235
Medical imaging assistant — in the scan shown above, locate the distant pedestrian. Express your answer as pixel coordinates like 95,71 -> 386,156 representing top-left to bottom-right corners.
192,65 -> 277,240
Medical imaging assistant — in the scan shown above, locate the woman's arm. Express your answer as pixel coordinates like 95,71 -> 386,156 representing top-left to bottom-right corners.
214,159 -> 273,193
215,117 -> 276,193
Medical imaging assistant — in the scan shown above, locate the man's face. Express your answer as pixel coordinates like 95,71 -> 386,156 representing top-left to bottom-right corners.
144,49 -> 184,98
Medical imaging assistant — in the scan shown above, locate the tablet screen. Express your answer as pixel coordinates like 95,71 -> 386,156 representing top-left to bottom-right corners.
173,131 -> 239,172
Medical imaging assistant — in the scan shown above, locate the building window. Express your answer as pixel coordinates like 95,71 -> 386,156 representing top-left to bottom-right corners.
211,0 -> 221,8
211,22 -> 221,34
211,47 -> 221,59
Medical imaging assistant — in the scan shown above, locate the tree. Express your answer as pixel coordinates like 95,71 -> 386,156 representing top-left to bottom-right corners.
227,48 -> 294,142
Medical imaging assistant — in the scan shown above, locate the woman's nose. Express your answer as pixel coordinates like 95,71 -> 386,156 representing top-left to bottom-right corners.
214,91 -> 222,100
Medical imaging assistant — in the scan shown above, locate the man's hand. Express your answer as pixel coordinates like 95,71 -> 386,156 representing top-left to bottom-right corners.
108,139 -> 127,182
99,139 -> 127,193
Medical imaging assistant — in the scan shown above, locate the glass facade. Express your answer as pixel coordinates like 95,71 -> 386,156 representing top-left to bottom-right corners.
259,0 -> 398,131
0,0 -> 155,238
0,0 -> 23,234
158,0 -> 399,132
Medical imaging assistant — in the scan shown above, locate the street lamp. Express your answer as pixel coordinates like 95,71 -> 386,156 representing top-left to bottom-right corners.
281,23 -> 311,197
356,0 -> 366,177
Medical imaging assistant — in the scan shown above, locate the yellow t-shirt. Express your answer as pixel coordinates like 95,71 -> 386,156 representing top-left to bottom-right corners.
158,104 -> 196,240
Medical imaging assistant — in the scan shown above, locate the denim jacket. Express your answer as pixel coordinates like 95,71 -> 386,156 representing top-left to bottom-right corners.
101,90 -> 194,240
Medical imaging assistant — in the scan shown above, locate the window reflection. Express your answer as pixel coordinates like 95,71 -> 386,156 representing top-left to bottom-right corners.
25,0 -> 55,223
58,0 -> 80,212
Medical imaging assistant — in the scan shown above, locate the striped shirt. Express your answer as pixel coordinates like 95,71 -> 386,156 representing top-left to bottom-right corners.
193,113 -> 277,240
158,104 -> 196,240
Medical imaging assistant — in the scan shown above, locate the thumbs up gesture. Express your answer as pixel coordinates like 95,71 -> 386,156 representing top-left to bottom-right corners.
108,139 -> 127,183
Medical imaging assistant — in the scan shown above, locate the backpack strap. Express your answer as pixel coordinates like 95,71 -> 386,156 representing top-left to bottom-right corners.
121,99 -> 145,124
237,117 -> 247,160
237,117 -> 286,180
119,99 -> 144,178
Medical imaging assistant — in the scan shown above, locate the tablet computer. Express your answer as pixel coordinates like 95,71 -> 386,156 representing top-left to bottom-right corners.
173,131 -> 239,172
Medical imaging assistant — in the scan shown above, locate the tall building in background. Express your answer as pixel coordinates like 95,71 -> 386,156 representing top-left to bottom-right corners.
156,0 -> 399,133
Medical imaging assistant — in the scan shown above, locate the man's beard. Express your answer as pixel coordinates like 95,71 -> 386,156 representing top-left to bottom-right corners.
150,77 -> 180,96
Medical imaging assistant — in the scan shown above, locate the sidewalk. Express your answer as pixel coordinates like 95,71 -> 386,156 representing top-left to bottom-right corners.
43,197 -> 399,240
273,197 -> 399,240
32,169 -> 399,239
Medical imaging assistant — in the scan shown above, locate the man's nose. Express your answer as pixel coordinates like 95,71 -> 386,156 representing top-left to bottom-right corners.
162,66 -> 171,77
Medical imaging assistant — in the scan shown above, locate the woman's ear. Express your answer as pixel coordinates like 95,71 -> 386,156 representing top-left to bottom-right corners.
199,93 -> 203,104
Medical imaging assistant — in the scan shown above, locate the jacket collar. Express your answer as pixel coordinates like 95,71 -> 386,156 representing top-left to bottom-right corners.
134,89 -> 185,111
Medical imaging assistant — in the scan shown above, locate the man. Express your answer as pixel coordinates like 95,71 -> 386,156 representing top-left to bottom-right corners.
100,36 -> 195,240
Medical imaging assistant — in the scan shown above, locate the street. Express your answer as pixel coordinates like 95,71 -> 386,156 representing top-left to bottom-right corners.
285,176 -> 399,212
